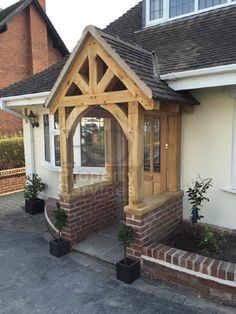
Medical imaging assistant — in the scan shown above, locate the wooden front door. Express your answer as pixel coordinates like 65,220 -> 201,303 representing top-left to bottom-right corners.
144,116 -> 167,197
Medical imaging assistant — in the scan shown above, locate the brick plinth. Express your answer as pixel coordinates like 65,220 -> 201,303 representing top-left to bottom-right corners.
126,195 -> 183,258
59,183 -> 119,245
142,243 -> 236,305
0,168 -> 25,195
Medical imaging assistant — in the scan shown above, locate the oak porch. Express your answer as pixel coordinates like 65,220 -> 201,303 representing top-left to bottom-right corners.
46,27 -> 190,246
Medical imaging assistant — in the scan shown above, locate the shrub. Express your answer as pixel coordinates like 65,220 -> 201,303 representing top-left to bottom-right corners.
118,223 -> 136,264
24,174 -> 47,200
200,226 -> 224,254
53,201 -> 68,240
0,136 -> 25,170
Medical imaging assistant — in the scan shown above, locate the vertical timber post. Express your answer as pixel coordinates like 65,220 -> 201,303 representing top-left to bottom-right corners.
59,107 -> 74,194
128,101 -> 144,208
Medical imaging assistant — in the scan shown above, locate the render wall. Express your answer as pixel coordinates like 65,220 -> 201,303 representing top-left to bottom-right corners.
181,87 -> 236,230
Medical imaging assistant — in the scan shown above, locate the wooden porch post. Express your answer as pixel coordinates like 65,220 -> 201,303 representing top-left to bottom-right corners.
128,101 -> 144,208
59,107 -> 74,194
105,118 -> 116,182
167,114 -> 181,192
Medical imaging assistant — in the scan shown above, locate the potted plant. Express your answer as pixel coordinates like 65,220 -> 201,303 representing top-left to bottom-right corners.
116,223 -> 140,284
187,176 -> 213,225
49,201 -> 70,257
24,174 -> 47,215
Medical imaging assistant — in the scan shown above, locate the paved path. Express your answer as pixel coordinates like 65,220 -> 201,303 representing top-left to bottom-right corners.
0,192 -> 235,314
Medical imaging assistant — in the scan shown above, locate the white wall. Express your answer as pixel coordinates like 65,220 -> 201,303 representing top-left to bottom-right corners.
181,87 -> 236,230
23,106 -> 105,200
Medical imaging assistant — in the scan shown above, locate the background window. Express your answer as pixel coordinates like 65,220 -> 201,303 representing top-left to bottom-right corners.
150,0 -> 164,20
144,118 -> 160,173
43,114 -> 50,162
80,118 -> 105,167
170,0 -> 195,17
198,0 -> 227,9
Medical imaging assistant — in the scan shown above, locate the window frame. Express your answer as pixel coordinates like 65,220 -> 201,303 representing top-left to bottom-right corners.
145,0 -> 233,27
43,114 -> 106,174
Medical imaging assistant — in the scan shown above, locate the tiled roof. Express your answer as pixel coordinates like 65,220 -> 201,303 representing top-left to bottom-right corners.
0,57 -> 68,98
100,31 -> 197,104
0,0 -> 69,56
105,2 -> 236,74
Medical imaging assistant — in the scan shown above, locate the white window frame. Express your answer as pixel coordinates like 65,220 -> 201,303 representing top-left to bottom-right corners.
145,0 -> 234,27
43,114 -> 106,175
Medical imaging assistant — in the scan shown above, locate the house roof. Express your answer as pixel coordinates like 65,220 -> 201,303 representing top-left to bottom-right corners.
0,0 -> 69,56
45,26 -> 197,109
0,57 -> 68,98
104,2 -> 236,75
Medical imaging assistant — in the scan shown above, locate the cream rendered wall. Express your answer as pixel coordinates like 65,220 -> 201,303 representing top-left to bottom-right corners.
181,87 -> 236,230
23,106 -> 105,200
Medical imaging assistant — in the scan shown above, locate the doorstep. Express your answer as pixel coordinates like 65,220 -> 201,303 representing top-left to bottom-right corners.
73,223 -> 123,265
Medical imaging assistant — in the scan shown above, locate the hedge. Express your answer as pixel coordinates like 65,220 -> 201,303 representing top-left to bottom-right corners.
0,137 -> 25,170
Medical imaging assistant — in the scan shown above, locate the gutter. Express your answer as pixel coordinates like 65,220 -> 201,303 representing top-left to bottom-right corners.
0,99 -> 28,120
160,63 -> 236,81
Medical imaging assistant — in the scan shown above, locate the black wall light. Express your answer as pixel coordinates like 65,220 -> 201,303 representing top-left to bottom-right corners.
28,110 -> 39,128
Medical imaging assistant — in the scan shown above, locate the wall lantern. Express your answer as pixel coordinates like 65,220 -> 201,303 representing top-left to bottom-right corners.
28,110 -> 39,128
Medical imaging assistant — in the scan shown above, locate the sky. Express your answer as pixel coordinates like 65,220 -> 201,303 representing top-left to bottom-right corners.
0,0 -> 140,51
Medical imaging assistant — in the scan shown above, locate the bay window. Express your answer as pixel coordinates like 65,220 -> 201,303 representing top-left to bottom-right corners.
43,114 -> 105,172
146,0 -> 234,25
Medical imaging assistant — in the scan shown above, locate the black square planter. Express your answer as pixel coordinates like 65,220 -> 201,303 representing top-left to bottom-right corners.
50,239 -> 71,258
116,258 -> 140,284
25,198 -> 45,215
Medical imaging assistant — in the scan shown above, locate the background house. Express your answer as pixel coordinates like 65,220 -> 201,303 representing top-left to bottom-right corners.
0,0 -> 68,136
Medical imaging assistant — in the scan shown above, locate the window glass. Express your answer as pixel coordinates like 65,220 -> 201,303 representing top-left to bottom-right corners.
153,119 -> 160,172
144,121 -> 151,171
54,135 -> 61,166
150,0 -> 164,20
170,0 -> 195,17
43,114 -> 50,162
198,0 -> 227,9
80,118 -> 105,167
54,111 -> 60,129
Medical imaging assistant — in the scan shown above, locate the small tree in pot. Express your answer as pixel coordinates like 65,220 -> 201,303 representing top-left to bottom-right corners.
49,201 -> 70,257
24,174 -> 47,215
116,223 -> 140,284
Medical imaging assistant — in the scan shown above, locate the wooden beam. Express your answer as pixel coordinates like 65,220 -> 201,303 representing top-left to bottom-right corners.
97,68 -> 115,93
59,107 -> 74,195
104,118 -> 116,182
167,114 -> 181,192
96,43 -> 157,110
61,90 -> 135,107
100,103 -> 131,142
128,101 -> 144,207
66,105 -> 90,138
74,73 -> 89,94
88,40 -> 97,93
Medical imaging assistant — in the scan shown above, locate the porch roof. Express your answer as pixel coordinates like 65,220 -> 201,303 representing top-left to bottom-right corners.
0,26 -> 197,106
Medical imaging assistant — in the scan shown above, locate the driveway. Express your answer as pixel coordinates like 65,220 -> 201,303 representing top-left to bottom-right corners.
0,192 -> 234,314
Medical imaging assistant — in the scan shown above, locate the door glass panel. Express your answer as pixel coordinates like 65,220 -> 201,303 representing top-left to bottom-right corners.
144,120 -> 150,171
54,134 -> 61,166
153,119 -> 160,173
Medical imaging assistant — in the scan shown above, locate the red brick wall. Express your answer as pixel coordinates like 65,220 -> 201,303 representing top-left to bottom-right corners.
126,196 -> 183,258
0,2 -> 65,136
0,167 -> 25,195
59,184 -> 119,245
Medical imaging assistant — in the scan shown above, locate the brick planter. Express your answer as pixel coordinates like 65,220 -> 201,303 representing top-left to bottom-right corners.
142,243 -> 236,305
0,167 -> 25,195
56,182 -> 119,245
125,193 -> 183,259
